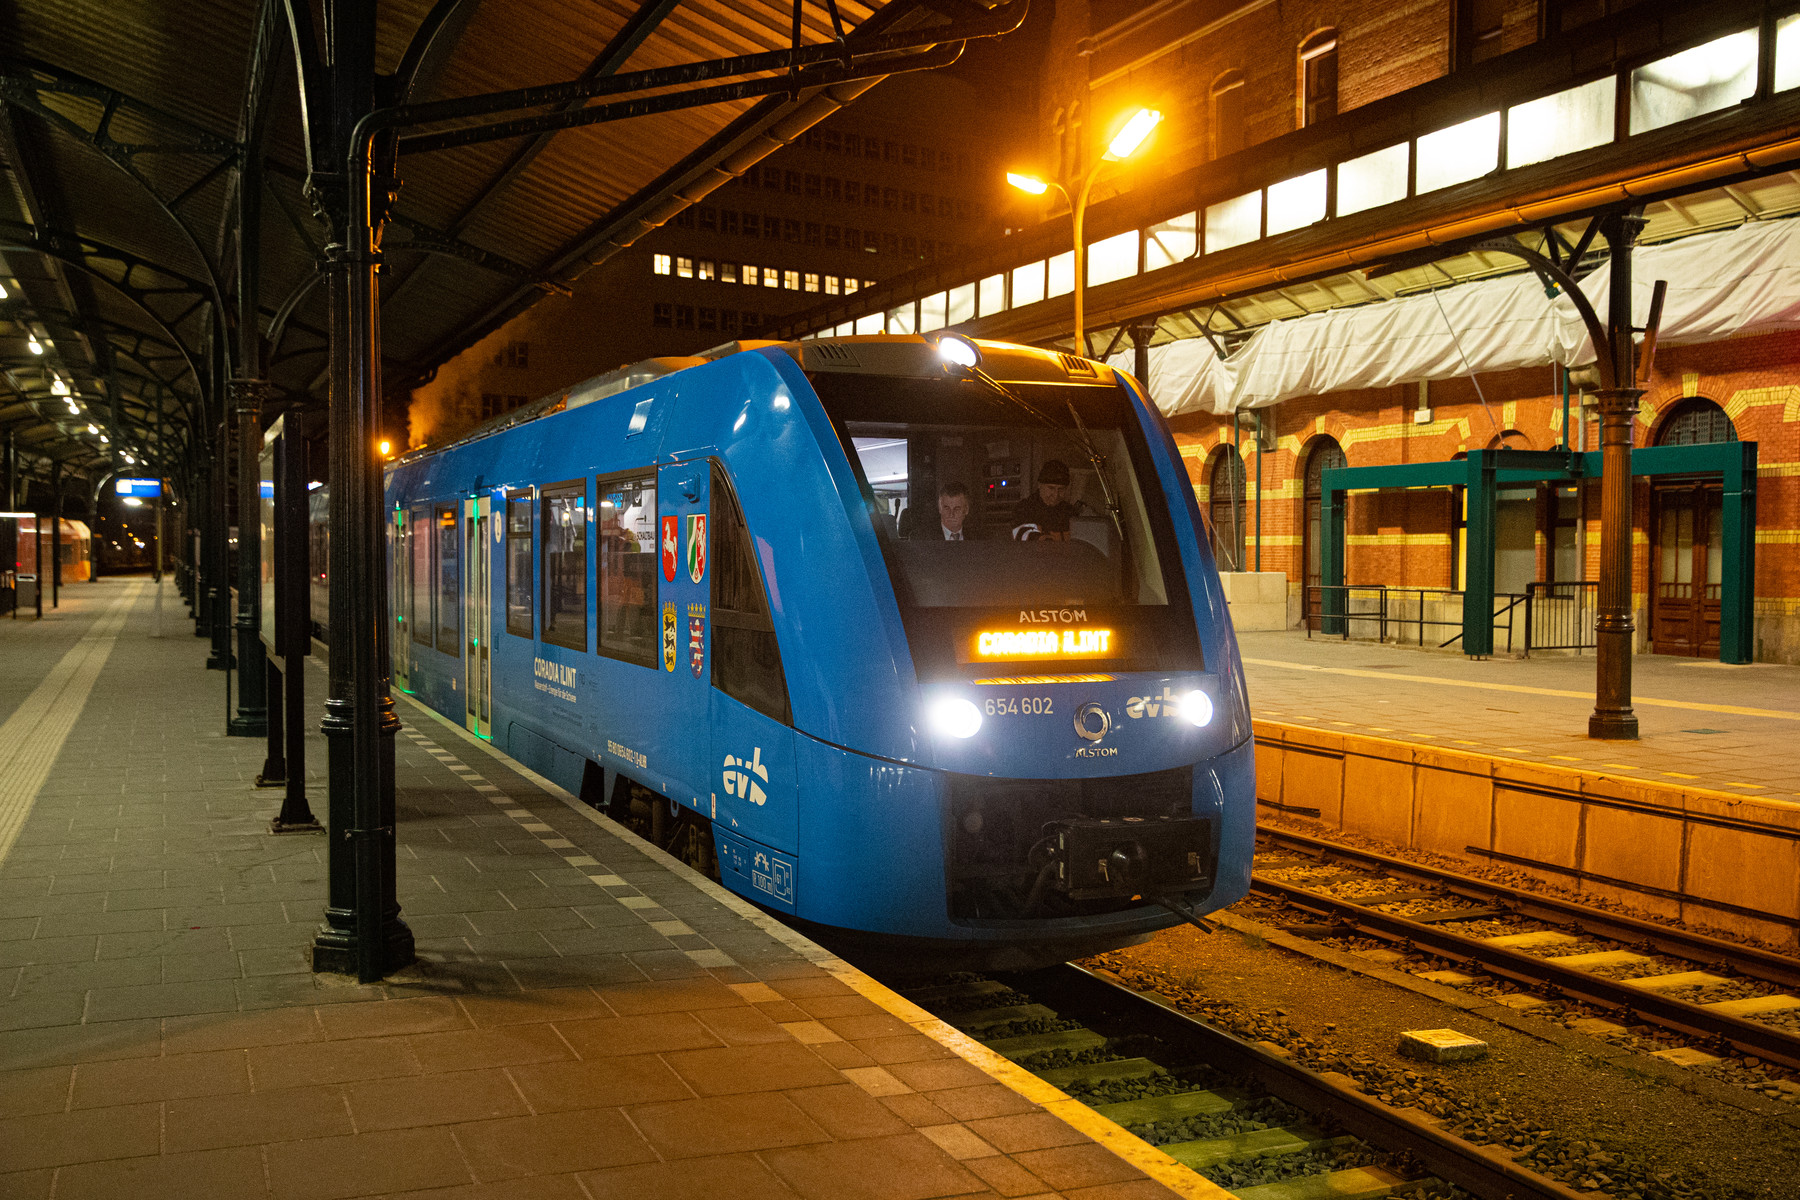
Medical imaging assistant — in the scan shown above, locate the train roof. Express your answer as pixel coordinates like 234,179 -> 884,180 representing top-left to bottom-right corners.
396,337 -> 1123,463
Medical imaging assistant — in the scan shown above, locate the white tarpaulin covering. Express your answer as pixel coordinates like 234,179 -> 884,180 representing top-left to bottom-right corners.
1122,218 -> 1800,418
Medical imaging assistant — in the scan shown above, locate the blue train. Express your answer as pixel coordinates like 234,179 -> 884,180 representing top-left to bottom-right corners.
384,335 -> 1254,969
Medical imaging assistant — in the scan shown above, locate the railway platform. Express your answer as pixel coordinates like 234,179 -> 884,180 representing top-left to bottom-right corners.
0,579 -> 1197,1200
1240,631 -> 1800,949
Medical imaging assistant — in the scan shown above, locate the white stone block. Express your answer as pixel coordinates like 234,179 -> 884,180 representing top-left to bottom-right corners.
1397,1028 -> 1489,1063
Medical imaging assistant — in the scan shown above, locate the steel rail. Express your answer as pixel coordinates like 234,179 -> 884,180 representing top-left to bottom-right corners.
1042,963 -> 1589,1200
1250,876 -> 1800,1070
1257,827 -> 1800,989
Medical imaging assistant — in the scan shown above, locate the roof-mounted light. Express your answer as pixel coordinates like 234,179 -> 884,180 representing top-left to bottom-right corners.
27,335 -> 43,355
50,378 -> 69,396
935,334 -> 981,369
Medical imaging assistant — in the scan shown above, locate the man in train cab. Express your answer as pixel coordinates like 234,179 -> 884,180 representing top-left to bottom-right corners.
1011,459 -> 1076,541
935,481 -> 973,541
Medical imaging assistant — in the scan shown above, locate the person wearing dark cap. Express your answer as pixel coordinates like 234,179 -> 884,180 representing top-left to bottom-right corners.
1011,459 -> 1076,541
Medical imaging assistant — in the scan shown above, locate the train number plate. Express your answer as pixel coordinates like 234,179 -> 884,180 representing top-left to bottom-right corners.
984,696 -> 1053,717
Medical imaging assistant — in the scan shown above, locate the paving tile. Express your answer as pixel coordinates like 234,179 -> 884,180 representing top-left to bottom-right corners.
966,1112 -> 1092,1154
316,995 -> 470,1040
70,1047 -> 249,1107
165,1083 -> 354,1152
964,1154 -> 1052,1198
0,1168 -> 51,1200
855,1034 -> 959,1067
762,1132 -> 987,1200
33,910 -> 163,938
374,1176 -> 593,1200
594,977 -> 747,1015
408,1023 -> 576,1072
928,1084 -> 1044,1123
581,1153 -> 802,1200
455,988 -> 611,1029
625,1091 -> 829,1157
0,936 -> 96,968
880,1093 -> 958,1128
784,1082 -> 914,1140
346,1067 -> 531,1130
0,1103 -> 162,1170
248,1034 -> 422,1090
885,1057 -> 996,1094
663,1041 -> 845,1096
553,1011 -> 722,1059
162,1008 -> 321,1056
1011,1143 -> 1143,1191
455,1107 -> 659,1181
1062,1181 -> 1188,1200
52,1146 -> 269,1200
0,991 -> 89,1032
509,1053 -> 693,1111
693,1003 -> 791,1045
0,1066 -> 71,1118
267,1126 -> 472,1200
84,979 -> 240,1023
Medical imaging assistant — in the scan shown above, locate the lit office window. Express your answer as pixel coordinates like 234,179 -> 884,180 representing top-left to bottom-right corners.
676,256 -> 694,278
843,278 -> 860,294
1415,112 -> 1499,192
742,265 -> 759,286
804,272 -> 820,293
783,270 -> 801,290
721,262 -> 739,284
698,260 -> 716,280
764,268 -> 781,288
825,275 -> 841,295
1508,77 -> 1615,168
1336,144 -> 1408,216
1630,30 -> 1757,135
652,253 -> 672,275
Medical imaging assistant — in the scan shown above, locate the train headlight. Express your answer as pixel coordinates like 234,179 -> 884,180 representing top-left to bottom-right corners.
928,697 -> 983,739
935,334 -> 981,369
1179,689 -> 1214,727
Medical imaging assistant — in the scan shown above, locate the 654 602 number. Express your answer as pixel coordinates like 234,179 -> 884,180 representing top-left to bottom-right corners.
984,696 -> 1053,716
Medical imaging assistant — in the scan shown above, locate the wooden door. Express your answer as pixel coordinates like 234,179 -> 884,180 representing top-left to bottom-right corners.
1650,483 -> 1722,657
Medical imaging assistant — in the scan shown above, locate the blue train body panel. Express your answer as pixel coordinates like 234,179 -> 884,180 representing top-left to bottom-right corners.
382,337 -> 1255,964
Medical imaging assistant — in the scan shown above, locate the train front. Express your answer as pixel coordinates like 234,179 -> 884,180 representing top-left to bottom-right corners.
772,336 -> 1254,971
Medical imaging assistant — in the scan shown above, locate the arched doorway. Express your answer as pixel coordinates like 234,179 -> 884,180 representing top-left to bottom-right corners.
1650,397 -> 1738,656
1301,436 -> 1346,629
1207,448 -> 1245,571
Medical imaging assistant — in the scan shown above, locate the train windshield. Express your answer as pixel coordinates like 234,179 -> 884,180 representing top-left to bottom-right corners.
814,373 -> 1180,610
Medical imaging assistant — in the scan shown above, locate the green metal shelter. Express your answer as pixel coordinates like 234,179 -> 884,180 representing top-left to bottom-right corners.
1318,441 -> 1758,662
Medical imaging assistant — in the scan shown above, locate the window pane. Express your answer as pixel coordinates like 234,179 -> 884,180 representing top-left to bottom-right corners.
541,484 -> 587,652
711,466 -> 790,723
436,507 -> 460,655
1087,230 -> 1139,286
855,312 -> 884,334
1508,77 -> 1615,168
1205,191 -> 1261,253
1046,250 -> 1075,298
1011,260 -> 1046,306
919,292 -> 947,332
506,495 -> 533,637
1145,212 -> 1197,270
598,475 -> 657,666
947,283 -> 976,325
1415,111 -> 1499,192
1630,30 -> 1758,135
887,303 -> 917,334
978,272 -> 1006,315
1337,144 -> 1409,216
1266,169 -> 1327,235
411,510 -> 431,646
1778,14 -> 1800,92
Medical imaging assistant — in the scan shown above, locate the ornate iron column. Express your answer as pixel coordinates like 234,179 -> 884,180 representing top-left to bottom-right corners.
1587,214 -> 1645,739
228,377 -> 270,735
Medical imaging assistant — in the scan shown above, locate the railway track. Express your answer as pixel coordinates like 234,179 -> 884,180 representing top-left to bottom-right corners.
900,964 -> 1586,1200
1251,828 -> 1800,1079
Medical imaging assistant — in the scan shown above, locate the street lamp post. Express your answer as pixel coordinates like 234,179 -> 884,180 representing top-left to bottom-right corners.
1008,107 -> 1162,353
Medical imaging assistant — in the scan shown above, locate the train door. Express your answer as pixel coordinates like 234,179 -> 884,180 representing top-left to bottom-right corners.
463,496 -> 492,735
648,461 -> 715,811
390,508 -> 410,694
703,463 -> 798,911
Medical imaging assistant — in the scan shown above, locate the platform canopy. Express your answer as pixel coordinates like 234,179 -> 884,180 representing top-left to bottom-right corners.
0,0 -> 999,488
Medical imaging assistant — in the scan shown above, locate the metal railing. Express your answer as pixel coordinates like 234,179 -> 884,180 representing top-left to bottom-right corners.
1524,581 -> 1598,653
1304,584 -> 1528,653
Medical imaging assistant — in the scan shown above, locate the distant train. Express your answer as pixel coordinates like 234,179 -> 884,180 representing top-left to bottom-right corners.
362,335 -> 1253,968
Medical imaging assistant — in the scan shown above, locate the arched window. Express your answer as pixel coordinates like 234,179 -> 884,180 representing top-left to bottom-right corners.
1487,429 -> 1530,450
1298,30 -> 1338,128
1654,397 -> 1738,446
1302,437 -> 1347,626
1210,71 -> 1246,160
1207,448 -> 1246,571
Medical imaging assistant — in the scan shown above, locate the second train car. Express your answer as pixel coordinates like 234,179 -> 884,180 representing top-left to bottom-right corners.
385,335 -> 1254,968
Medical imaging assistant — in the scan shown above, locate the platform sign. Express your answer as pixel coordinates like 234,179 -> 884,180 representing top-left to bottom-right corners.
115,477 -> 162,498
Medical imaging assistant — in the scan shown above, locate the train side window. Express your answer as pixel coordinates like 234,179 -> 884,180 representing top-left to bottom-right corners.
505,492 -> 534,637
597,472 -> 658,667
541,482 -> 588,652
435,506 -> 460,655
410,508 -> 431,646
711,465 -> 790,723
